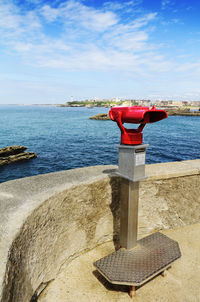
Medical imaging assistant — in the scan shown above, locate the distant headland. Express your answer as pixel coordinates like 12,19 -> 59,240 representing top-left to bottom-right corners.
89,108 -> 200,120
57,98 -> 200,118
58,98 -> 200,111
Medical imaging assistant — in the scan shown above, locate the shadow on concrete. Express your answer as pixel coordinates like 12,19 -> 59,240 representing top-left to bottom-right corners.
102,169 -> 121,250
92,270 -> 129,293
102,168 -> 118,175
109,175 -> 121,251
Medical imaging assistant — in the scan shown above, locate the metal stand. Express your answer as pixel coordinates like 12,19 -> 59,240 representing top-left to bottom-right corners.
117,144 -> 148,249
94,144 -> 181,298
120,179 -> 139,249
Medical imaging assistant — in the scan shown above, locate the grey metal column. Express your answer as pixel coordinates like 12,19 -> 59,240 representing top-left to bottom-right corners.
120,179 -> 139,249
117,144 -> 149,249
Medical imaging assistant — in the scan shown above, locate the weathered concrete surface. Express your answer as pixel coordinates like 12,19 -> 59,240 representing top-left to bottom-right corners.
0,165 -> 117,302
0,160 -> 199,302
38,223 -> 200,302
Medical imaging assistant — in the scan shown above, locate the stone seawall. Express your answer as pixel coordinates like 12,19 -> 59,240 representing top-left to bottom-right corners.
0,160 -> 199,302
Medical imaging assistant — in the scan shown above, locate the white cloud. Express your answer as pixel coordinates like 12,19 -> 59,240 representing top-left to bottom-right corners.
130,13 -> 157,29
106,30 -> 148,51
40,5 -> 60,22
1,0 -> 200,102
0,0 -> 41,47
40,1 -> 118,32
0,0 -> 162,73
161,0 -> 173,10
103,0 -> 142,11
176,61 -> 200,73
0,3 -> 20,29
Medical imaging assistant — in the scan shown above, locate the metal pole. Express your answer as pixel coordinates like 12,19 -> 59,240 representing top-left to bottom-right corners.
120,179 -> 139,249
117,144 -> 148,250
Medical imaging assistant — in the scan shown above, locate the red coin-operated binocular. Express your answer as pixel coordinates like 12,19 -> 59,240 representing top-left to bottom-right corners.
109,105 -> 167,145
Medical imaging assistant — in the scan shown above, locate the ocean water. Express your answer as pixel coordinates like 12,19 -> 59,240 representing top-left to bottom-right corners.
0,105 -> 199,183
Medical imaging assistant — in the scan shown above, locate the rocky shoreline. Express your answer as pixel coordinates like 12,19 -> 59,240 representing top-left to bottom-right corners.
89,109 -> 200,120
166,108 -> 200,116
0,146 -> 37,166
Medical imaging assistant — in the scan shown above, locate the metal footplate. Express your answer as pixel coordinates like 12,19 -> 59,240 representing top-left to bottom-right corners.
94,232 -> 181,287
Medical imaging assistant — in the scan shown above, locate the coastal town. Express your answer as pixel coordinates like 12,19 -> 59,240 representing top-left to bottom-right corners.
62,98 -> 200,110
60,98 -> 200,118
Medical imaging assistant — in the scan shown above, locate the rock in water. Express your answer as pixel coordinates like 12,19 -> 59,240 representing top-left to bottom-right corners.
89,113 -> 110,120
0,146 -> 37,166
0,145 -> 27,156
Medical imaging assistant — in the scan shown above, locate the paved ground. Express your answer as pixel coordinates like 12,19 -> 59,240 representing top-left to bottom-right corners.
39,224 -> 200,302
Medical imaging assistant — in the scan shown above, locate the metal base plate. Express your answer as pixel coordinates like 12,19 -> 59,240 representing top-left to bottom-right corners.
94,232 -> 181,286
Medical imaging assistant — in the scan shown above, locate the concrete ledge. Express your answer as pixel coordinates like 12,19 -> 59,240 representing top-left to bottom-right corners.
0,160 -> 200,302
145,159 -> 200,180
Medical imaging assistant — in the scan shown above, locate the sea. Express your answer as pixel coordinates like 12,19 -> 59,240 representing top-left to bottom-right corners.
0,105 -> 199,183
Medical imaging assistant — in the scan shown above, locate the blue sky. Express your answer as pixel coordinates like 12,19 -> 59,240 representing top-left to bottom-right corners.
0,0 -> 200,104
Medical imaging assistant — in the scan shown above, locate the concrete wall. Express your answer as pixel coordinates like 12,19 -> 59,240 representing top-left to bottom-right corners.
0,160 -> 199,302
